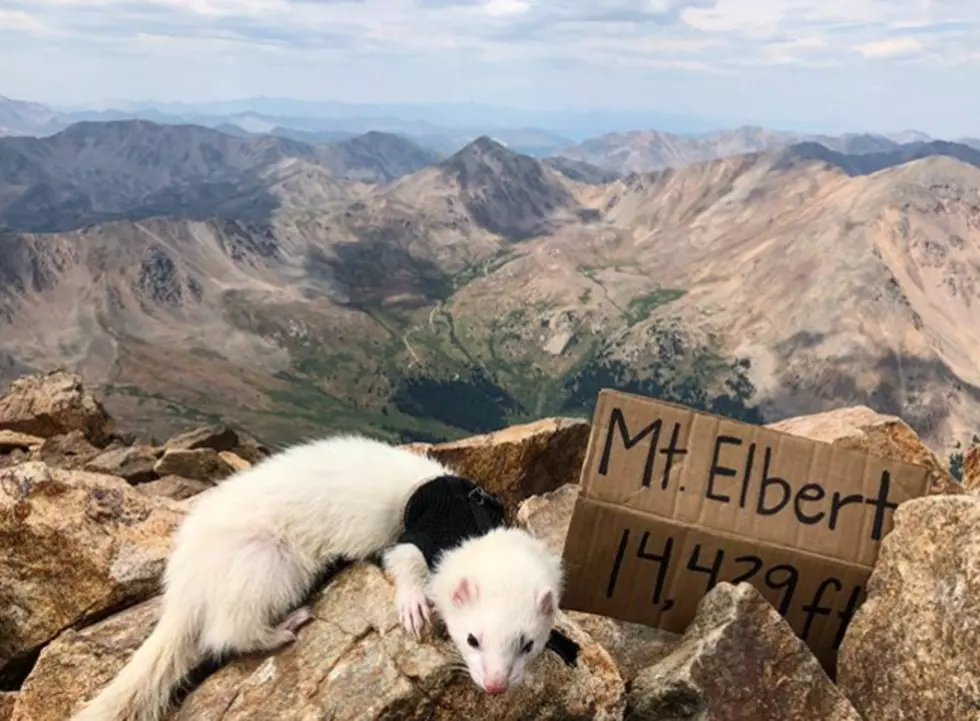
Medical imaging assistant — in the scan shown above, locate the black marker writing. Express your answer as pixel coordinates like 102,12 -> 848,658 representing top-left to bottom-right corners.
703,437 -> 902,542
604,527 -> 862,649
598,407 -> 687,491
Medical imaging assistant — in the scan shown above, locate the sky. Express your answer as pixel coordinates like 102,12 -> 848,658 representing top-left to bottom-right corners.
2,0 -> 980,137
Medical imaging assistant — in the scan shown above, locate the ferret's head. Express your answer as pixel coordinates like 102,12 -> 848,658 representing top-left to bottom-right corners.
430,528 -> 564,696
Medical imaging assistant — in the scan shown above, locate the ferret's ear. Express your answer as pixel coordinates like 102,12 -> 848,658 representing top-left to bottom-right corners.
451,577 -> 477,607
536,589 -> 555,617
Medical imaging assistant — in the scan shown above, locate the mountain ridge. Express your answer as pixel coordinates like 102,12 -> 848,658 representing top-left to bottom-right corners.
1,124 -> 979,459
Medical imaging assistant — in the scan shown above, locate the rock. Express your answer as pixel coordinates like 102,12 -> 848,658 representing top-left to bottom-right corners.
403,417 -> 590,517
963,445 -> 980,492
518,484 -> 681,681
837,493 -> 980,721
26,563 -> 624,721
83,445 -> 163,484
767,405 -> 961,495
0,431 -> 44,454
165,425 -> 271,464
0,449 -> 29,471
218,451 -> 250,473
0,693 -> 15,721
0,461 -> 184,672
34,430 -> 101,469
627,582 -> 862,721
153,448 -> 236,483
0,371 -> 114,447
138,475 -> 214,501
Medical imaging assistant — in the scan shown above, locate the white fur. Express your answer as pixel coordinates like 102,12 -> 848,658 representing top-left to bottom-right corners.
70,433 -> 452,721
427,527 -> 565,694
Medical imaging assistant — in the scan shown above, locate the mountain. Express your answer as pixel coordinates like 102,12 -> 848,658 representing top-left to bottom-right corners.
317,131 -> 442,182
0,121 -> 440,232
542,156 -> 621,184
780,139 -> 980,176
0,95 -> 576,157
0,96 -> 65,136
554,126 -> 944,173
1,129 -> 979,461
391,135 -> 588,240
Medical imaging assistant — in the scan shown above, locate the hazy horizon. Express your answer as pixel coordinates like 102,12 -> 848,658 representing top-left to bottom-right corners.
2,0 -> 979,138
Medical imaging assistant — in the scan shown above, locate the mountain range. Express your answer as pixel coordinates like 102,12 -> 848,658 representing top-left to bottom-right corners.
8,93 -> 980,167
1,112 -> 979,463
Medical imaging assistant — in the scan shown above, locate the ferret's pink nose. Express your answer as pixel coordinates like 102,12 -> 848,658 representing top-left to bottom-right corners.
485,678 -> 508,695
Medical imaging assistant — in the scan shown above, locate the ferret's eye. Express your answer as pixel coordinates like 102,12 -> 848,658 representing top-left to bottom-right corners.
466,634 -> 480,649
521,640 -> 534,654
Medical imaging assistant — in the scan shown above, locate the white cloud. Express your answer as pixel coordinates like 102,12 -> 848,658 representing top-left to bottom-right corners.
0,9 -> 53,33
484,0 -> 530,18
2,0 -> 980,137
855,36 -> 924,59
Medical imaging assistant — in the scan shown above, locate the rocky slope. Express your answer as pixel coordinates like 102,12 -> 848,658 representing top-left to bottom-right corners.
0,371 -> 976,721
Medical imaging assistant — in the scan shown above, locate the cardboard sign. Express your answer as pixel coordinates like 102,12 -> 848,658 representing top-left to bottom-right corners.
559,389 -> 932,673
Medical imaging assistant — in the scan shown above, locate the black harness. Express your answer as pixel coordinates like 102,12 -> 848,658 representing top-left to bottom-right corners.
396,474 -> 580,667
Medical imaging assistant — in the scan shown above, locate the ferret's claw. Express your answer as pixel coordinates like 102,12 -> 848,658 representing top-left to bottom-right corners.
396,587 -> 431,639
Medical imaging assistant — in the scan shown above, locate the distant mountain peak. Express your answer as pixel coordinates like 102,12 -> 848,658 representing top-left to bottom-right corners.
446,135 -> 515,162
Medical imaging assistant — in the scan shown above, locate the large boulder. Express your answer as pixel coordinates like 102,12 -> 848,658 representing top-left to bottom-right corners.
0,461 -> 184,673
33,430 -> 101,469
767,405 -> 961,495
627,582 -> 862,721
403,417 -> 590,517
837,493 -> 980,721
153,448 -> 237,483
518,483 -> 680,681
83,445 -> 163,484
164,424 -> 271,464
0,371 -> 114,447
20,564 -> 625,721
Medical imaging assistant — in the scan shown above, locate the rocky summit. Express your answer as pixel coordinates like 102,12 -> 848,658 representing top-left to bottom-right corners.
0,370 -> 977,720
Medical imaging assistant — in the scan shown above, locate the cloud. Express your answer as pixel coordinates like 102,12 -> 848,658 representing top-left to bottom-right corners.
2,0 -> 980,138
0,9 -> 53,33
855,36 -> 923,58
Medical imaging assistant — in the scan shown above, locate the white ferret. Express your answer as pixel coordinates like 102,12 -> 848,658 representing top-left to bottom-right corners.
70,433 -> 565,721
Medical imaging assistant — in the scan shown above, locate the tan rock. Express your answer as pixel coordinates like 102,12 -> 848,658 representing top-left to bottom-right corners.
165,424 -> 271,464
26,563 -> 624,721
138,475 -> 214,501
0,448 -> 29,471
963,445 -> 980,491
34,430 -> 101,469
217,451 -> 250,473
153,448 -> 236,483
838,493 -> 980,721
0,431 -> 44,453
627,582 -> 862,721
767,405 -> 961,495
0,693 -> 16,721
0,461 -> 184,671
84,445 -> 163,484
518,484 -> 681,681
403,417 -> 590,517
0,371 -> 114,447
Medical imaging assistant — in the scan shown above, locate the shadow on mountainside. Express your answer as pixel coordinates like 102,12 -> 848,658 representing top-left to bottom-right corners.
762,350 -> 980,444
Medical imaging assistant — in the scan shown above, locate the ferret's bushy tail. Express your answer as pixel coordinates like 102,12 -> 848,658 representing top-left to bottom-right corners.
70,609 -> 201,721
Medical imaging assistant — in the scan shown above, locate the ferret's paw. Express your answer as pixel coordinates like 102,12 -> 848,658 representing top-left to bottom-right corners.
396,586 -> 431,640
